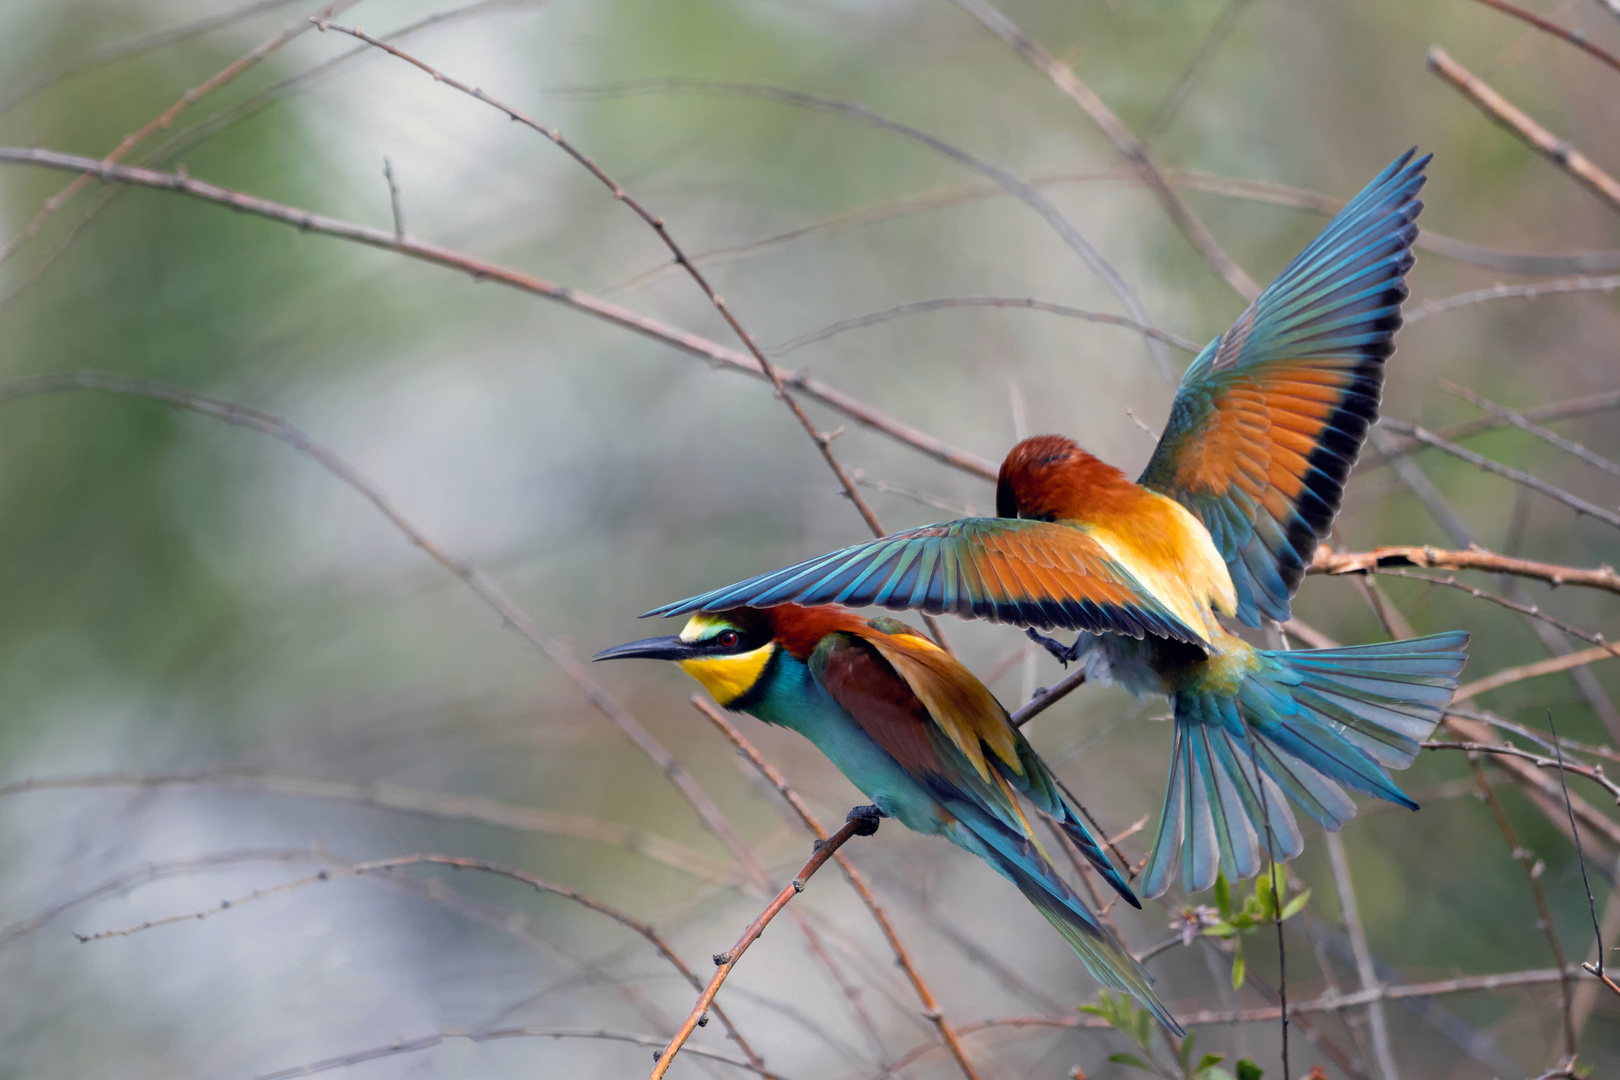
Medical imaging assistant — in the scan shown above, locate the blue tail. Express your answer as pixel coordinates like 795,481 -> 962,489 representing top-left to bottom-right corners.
1142,631 -> 1469,897
948,803 -> 1181,1034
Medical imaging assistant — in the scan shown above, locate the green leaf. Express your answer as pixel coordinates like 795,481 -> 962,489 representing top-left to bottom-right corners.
1203,920 -> 1237,938
1235,1059 -> 1264,1080
1133,1009 -> 1154,1051
1197,1053 -> 1225,1071
1213,873 -> 1232,917
1280,888 -> 1312,921
1176,1031 -> 1195,1068
1107,1052 -> 1154,1072
1230,946 -> 1247,989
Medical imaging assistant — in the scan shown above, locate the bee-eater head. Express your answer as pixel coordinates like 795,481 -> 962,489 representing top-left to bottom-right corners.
997,434 -> 1135,521
593,609 -> 777,707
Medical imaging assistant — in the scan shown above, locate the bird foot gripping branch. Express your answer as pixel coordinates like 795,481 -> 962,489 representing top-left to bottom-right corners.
845,804 -> 886,835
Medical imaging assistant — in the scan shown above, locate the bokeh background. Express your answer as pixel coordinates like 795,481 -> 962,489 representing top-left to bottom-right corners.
1,1 -> 1618,1078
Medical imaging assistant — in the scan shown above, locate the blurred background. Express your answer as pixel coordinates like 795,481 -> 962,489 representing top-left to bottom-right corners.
1,1 -> 1618,1077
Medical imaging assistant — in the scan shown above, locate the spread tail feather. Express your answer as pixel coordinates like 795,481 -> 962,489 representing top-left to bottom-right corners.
1143,631 -> 1469,897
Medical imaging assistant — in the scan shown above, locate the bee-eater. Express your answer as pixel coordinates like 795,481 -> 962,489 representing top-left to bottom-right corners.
595,604 -> 1183,1033
645,149 -> 1470,898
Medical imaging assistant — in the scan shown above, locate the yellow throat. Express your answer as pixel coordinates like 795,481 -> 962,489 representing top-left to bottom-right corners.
676,614 -> 776,706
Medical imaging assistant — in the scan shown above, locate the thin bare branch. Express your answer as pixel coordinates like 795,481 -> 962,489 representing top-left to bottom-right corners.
548,78 -> 1178,382
883,965 -> 1585,1073
0,0 -> 302,118
768,296 -> 1202,358
1467,757 -> 1578,1059
1144,0 -> 1255,140
1377,420 -> 1620,530
1465,0 -> 1620,76
0,771 -> 733,880
1009,667 -> 1088,728
0,147 -> 997,482
1372,567 -> 1620,662
251,1027 -> 778,1080
694,698 -> 985,1080
314,21 -> 891,546
0,0 -> 360,269
1428,46 -> 1620,215
1405,274 -> 1620,324
1427,741 -> 1620,804
616,166 -> 1620,297
1309,544 -> 1620,597
1325,833 -> 1400,1080
952,0 -> 1261,300
649,817 -> 872,1080
1367,392 -> 1620,469
1455,647 -> 1620,704
1442,381 -> 1620,480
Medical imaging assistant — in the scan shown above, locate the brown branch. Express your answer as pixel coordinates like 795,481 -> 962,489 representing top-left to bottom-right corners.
1375,421 -> 1620,530
769,296 -> 1202,357
1465,0 -> 1620,76
1442,380 -> 1620,480
0,771 -> 734,880
649,817 -> 871,1080
1466,757 -> 1578,1059
1366,392 -> 1620,469
1427,741 -> 1620,803
1371,567 -> 1620,662
1427,46 -> 1620,215
0,0 -> 359,268
883,966 -> 1584,1072
1405,274 -> 1620,324
1009,667 -> 1088,728
0,147 -> 997,483
1446,714 -> 1620,849
1309,544 -> 1620,597
1454,647 -> 1620,704
952,0 -> 1261,300
693,698 -> 986,1080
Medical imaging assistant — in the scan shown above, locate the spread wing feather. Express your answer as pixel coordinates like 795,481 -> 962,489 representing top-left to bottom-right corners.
1140,149 -> 1428,625
646,518 -> 1208,646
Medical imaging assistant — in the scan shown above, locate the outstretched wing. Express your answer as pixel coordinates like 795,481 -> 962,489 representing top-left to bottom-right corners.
1139,149 -> 1428,626
644,518 -> 1206,646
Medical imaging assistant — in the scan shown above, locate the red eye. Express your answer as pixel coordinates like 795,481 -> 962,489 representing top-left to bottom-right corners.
718,631 -> 739,649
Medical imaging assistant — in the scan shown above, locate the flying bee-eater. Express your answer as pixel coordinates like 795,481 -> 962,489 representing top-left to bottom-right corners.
646,150 -> 1470,898
595,604 -> 1183,1033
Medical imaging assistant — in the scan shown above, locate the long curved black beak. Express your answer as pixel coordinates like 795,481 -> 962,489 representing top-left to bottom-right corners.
592,636 -> 699,663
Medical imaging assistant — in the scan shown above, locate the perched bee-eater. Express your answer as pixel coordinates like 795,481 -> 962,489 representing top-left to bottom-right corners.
595,604 -> 1182,1033
646,150 -> 1470,898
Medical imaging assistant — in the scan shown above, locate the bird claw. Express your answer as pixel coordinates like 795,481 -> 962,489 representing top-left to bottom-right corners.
1025,627 -> 1085,666
845,804 -> 885,836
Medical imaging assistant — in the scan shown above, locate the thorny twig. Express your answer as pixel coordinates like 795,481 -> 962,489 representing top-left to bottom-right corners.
648,816 -> 874,1080
1310,545 -> 1620,598
694,698 -> 986,1080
